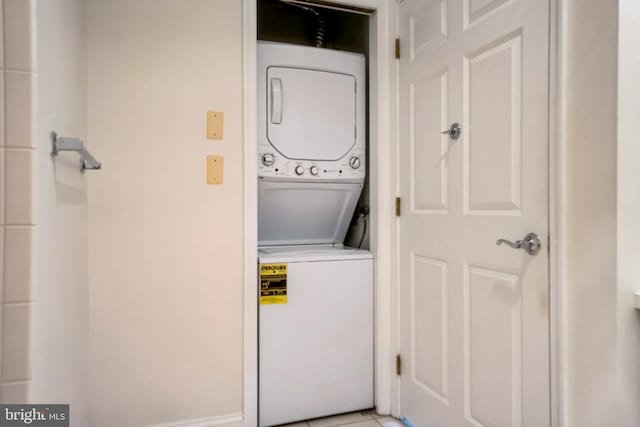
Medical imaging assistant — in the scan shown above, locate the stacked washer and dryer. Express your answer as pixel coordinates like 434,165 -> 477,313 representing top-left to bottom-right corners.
257,42 -> 374,427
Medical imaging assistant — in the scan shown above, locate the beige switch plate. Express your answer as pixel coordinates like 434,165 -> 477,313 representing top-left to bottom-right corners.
207,155 -> 224,184
207,111 -> 224,140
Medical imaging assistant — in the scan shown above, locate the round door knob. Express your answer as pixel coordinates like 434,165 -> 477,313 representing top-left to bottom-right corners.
349,157 -> 361,169
310,166 -> 319,176
295,165 -> 305,176
441,122 -> 461,140
262,153 -> 275,167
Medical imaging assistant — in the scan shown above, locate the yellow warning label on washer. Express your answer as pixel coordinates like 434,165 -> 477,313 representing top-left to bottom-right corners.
260,263 -> 288,304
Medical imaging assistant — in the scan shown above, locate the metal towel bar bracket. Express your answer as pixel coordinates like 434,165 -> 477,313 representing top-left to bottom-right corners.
51,131 -> 102,171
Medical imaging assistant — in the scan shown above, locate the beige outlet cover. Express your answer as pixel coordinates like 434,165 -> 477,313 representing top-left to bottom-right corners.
207,111 -> 224,140
207,155 -> 224,184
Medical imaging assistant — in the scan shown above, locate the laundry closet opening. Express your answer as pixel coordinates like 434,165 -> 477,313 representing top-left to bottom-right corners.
255,1 -> 378,426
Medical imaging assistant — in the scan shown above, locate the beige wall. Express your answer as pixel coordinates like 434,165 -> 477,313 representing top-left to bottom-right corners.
563,0 -> 619,425
31,0 -> 90,425
0,0 -> 37,403
617,1 -> 640,425
86,1 -> 244,425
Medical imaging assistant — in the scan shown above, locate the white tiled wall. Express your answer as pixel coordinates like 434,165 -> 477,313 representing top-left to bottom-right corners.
0,0 -> 37,403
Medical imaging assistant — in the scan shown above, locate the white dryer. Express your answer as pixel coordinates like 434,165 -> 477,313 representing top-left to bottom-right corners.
257,42 -> 366,246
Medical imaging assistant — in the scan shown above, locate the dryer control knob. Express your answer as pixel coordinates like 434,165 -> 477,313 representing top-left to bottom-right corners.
349,157 -> 361,169
295,165 -> 305,176
262,153 -> 276,166
310,166 -> 319,176
262,153 -> 275,167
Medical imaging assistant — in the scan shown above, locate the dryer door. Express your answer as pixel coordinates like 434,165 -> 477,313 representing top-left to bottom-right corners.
258,181 -> 363,246
266,67 -> 357,161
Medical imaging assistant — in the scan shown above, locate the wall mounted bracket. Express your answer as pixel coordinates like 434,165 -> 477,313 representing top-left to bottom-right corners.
51,131 -> 102,171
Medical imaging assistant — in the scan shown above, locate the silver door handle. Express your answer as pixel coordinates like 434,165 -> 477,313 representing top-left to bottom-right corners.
271,78 -> 282,124
496,232 -> 542,256
441,122 -> 461,140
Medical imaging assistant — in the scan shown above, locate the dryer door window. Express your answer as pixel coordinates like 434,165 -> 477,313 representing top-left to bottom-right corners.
266,67 -> 357,161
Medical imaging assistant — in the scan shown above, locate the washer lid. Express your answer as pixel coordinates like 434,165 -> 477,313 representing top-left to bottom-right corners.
258,181 -> 362,247
266,66 -> 357,161
258,245 -> 372,263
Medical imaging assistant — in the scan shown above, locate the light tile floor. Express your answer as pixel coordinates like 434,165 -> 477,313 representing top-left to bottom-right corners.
279,411 -> 404,427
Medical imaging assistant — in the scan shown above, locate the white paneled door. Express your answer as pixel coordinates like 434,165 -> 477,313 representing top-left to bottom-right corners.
398,0 -> 550,426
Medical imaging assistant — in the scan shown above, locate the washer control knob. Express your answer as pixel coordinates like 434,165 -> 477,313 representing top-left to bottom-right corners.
262,153 -> 275,167
349,156 -> 361,169
295,165 -> 305,176
310,166 -> 319,176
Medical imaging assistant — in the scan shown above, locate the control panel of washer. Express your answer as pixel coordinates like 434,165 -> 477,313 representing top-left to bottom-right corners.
258,150 -> 365,180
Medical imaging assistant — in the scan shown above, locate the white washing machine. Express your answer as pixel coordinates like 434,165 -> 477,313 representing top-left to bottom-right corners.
257,42 -> 372,426
258,246 -> 373,427
257,42 -> 366,246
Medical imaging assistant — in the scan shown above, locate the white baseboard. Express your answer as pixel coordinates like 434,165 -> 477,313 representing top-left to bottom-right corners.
147,412 -> 243,427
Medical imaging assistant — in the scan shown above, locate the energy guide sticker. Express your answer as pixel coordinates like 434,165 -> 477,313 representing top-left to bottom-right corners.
260,263 -> 288,304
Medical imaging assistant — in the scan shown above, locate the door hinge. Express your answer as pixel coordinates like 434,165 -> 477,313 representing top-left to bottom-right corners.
396,354 -> 402,376
395,38 -> 401,59
395,197 -> 402,217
